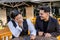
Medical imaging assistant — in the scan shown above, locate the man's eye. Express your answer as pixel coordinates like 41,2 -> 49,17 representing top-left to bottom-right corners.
41,14 -> 43,15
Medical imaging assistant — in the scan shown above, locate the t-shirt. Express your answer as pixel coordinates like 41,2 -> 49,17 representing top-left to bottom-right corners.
43,20 -> 49,33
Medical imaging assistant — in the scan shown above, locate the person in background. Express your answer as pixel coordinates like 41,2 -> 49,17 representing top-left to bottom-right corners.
35,6 -> 60,40
8,9 -> 36,40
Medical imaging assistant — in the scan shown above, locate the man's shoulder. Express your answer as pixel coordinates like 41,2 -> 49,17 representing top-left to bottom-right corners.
8,21 -> 12,24
23,19 -> 30,22
7,21 -> 13,25
50,17 -> 57,22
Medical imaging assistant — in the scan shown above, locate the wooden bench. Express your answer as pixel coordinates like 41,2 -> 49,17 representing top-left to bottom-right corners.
0,27 -> 12,40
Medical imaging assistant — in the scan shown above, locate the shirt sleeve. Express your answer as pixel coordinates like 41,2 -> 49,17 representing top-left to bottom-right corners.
26,19 -> 36,36
7,21 -> 22,37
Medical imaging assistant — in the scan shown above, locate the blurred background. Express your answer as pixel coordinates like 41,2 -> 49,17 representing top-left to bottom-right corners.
0,0 -> 60,40
0,0 -> 60,26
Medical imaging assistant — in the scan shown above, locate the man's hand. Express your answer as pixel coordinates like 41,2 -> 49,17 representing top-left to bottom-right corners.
15,18 -> 23,27
18,20 -> 23,28
30,35 -> 36,40
45,33 -> 52,37
38,31 -> 44,36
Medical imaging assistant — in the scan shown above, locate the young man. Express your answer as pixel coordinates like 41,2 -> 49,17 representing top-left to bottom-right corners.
35,6 -> 60,40
8,9 -> 36,40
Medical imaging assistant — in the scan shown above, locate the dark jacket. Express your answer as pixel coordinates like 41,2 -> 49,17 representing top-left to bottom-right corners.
35,16 -> 60,37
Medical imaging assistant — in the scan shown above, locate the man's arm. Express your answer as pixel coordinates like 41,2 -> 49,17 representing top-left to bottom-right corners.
26,19 -> 36,36
7,21 -> 22,37
26,19 -> 36,40
50,20 -> 60,37
35,18 -> 41,35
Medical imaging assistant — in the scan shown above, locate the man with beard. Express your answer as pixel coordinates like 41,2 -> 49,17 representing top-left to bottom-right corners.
35,6 -> 60,40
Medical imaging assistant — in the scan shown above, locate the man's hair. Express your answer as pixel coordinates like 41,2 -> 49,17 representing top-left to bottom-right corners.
10,9 -> 21,19
39,6 -> 50,13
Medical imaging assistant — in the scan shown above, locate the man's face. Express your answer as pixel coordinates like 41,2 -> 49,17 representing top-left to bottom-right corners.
39,10 -> 49,20
15,14 -> 23,23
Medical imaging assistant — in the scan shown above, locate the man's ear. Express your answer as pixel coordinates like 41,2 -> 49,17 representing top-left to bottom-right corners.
14,18 -> 17,22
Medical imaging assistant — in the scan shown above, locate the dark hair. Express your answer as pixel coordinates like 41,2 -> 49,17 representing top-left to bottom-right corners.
39,6 -> 50,12
11,9 -> 21,19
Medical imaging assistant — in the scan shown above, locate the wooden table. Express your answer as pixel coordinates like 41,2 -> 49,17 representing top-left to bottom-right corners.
0,27 -> 12,40
12,36 -> 57,40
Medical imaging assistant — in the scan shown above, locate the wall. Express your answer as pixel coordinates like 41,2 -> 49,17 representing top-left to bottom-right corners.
26,5 -> 34,19
0,8 -> 7,25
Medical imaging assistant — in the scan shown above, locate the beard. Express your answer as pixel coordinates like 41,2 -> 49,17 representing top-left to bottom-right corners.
40,17 -> 45,20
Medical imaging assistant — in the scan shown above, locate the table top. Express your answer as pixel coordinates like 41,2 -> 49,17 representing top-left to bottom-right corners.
12,36 -> 57,40
12,36 -> 31,40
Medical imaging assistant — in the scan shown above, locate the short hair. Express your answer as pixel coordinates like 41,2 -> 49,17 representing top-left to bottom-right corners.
39,6 -> 50,12
10,9 -> 21,19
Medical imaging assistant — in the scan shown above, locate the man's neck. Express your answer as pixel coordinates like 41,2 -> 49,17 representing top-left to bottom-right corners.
44,16 -> 49,22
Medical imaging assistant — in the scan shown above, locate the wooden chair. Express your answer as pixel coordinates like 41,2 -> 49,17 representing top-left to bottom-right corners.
57,18 -> 60,25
